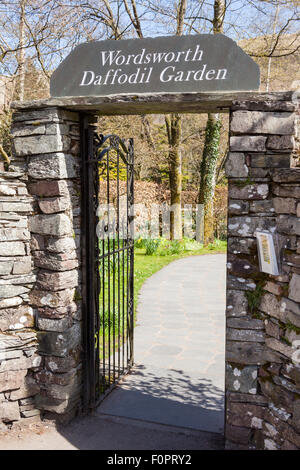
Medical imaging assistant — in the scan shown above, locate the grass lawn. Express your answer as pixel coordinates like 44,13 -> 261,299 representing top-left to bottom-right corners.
134,239 -> 227,312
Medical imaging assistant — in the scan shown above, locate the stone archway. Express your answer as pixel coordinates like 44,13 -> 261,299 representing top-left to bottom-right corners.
0,91 -> 299,450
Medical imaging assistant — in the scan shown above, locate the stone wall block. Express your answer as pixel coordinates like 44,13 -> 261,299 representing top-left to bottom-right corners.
228,200 -> 249,215
277,215 -> 300,236
29,213 -> 72,236
227,255 -> 259,278
267,135 -> 294,150
288,273 -> 300,303
229,184 -> 269,200
259,293 -> 284,321
36,302 -> 78,320
28,180 -> 69,197
227,318 -> 264,330
272,169 -> 300,183
228,216 -> 275,237
227,237 -> 256,255
45,237 -> 76,253
37,317 -> 73,333
33,251 -> 78,272
226,341 -> 266,365
37,323 -> 81,357
227,328 -> 265,343
13,134 -> 71,157
0,401 -> 20,422
227,402 -> 264,429
250,200 -> 274,214
272,183 -> 300,198
28,153 -> 79,179
226,364 -> 258,394
227,275 -> 256,292
231,111 -> 296,135
34,393 -> 79,415
226,290 -> 248,318
225,423 -> 252,446
12,257 -> 32,275
37,270 -> 79,291
0,305 -> 34,331
29,288 -> 75,308
259,380 -> 294,413
9,375 -> 40,400
0,228 -> 30,242
225,153 -> 248,178
230,136 -> 267,152
0,370 -> 27,393
11,124 -> 46,138
44,350 -> 80,373
0,241 -> 26,256
273,197 -> 297,214
250,154 -> 291,168
38,197 -> 71,214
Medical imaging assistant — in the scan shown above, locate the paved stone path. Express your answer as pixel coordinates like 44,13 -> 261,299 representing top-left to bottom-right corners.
99,254 -> 227,435
0,253 -> 226,450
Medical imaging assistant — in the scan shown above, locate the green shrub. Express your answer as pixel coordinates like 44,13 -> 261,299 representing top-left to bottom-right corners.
144,238 -> 161,255
134,238 -> 145,249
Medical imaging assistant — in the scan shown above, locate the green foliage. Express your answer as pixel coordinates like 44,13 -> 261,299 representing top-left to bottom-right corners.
137,237 -> 225,257
134,238 -> 146,249
198,115 -> 222,206
99,239 -> 128,272
144,238 -> 161,255
285,321 -> 300,335
245,281 -> 265,317
234,177 -> 255,187
281,336 -> 292,347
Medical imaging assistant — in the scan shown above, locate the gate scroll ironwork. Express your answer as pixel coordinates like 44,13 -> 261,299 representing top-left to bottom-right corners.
80,115 -> 134,411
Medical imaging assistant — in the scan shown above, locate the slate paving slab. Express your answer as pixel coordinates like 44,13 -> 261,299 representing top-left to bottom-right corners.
98,254 -> 227,436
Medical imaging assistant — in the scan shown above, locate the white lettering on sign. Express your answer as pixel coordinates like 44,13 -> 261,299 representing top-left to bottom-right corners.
50,34 -> 261,97
79,44 -> 227,88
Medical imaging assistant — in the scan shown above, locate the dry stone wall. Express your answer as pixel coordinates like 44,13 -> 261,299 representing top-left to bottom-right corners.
0,106 -> 83,429
225,98 -> 300,450
0,171 -> 41,428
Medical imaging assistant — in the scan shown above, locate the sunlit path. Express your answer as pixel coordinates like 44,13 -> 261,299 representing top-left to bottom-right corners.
98,254 -> 226,435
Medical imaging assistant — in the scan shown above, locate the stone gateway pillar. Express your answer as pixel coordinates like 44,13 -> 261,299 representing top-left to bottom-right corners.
0,92 -> 299,450
225,97 -> 300,450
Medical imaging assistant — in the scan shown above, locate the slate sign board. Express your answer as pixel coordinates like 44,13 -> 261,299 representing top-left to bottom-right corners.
50,34 -> 260,98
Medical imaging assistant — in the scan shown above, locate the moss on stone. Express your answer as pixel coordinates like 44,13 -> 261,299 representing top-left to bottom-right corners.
245,280 -> 266,317
233,177 -> 255,187
73,289 -> 82,302
285,321 -> 300,335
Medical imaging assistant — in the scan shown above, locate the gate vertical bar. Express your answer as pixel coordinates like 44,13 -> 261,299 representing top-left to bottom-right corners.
128,138 -> 135,366
80,113 -> 97,412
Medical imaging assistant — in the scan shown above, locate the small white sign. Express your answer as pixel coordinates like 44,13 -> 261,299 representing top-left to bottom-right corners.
256,231 -> 279,276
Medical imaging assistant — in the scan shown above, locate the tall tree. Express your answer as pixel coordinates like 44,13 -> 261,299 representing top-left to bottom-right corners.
17,0 -> 26,101
198,0 -> 225,245
165,0 -> 187,240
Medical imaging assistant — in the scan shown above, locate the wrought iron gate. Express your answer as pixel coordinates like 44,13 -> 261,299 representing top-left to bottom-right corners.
80,115 -> 134,411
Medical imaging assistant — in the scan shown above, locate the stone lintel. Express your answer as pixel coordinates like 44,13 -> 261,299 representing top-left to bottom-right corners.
11,91 -> 297,116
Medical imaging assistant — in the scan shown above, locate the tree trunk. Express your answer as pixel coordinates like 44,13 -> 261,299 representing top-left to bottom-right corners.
163,0 -> 186,240
198,0 -> 225,245
165,113 -> 182,240
18,0 -> 25,101
198,113 -> 221,245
